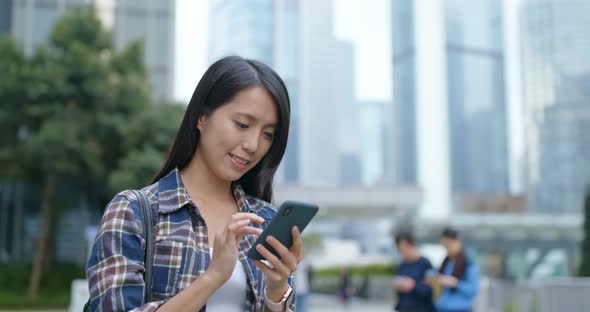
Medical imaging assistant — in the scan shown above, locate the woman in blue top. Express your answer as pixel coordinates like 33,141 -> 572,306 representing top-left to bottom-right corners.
429,228 -> 479,312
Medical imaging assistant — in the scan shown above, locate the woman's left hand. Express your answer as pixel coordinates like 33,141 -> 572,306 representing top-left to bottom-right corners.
252,226 -> 302,301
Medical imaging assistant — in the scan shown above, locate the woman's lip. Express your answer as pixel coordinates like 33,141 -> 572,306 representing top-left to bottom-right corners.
229,153 -> 251,164
229,153 -> 249,169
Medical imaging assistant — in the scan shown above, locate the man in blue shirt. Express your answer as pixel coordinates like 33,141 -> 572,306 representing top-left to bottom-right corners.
394,231 -> 435,312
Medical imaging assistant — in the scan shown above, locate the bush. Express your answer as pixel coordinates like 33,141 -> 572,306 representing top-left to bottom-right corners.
313,262 -> 397,278
0,262 -> 85,293
310,262 -> 397,295
0,292 -> 71,309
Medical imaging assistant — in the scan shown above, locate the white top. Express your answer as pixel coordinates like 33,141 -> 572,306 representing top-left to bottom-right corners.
207,249 -> 248,312
295,258 -> 310,294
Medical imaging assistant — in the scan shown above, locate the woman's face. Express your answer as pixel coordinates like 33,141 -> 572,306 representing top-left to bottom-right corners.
196,86 -> 278,182
440,237 -> 461,256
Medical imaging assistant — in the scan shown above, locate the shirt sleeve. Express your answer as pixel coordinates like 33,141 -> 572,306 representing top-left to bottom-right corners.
410,259 -> 433,299
455,264 -> 480,298
86,191 -> 165,312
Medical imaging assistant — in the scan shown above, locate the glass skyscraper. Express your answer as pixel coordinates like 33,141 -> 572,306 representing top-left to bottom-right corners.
392,0 -> 510,214
445,0 -> 508,194
521,0 -> 590,213
0,0 -> 12,34
391,0 -> 417,185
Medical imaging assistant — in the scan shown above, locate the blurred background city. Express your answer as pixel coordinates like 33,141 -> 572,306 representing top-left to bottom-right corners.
0,0 -> 589,311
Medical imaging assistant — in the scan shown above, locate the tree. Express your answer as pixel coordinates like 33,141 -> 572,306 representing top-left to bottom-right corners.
578,189 -> 590,276
0,7 -> 183,299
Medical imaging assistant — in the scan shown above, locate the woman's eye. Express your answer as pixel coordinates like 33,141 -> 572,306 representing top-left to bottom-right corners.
234,121 -> 249,129
263,132 -> 275,141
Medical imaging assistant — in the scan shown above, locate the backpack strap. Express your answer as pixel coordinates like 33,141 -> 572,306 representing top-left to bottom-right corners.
84,189 -> 156,311
131,189 -> 155,302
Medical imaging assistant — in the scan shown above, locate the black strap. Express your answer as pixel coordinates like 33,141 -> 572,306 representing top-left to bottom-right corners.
131,189 -> 155,302
84,190 -> 155,311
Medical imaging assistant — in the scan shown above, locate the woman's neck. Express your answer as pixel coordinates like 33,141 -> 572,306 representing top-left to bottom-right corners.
180,153 -> 233,204
448,249 -> 462,260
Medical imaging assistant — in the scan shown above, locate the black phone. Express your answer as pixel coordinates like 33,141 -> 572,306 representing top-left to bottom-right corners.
247,200 -> 319,260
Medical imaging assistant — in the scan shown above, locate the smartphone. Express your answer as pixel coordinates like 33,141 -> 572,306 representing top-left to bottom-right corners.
247,200 -> 319,260
425,269 -> 439,279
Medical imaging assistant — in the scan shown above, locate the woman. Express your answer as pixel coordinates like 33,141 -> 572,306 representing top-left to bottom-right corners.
429,228 -> 479,312
86,56 -> 299,312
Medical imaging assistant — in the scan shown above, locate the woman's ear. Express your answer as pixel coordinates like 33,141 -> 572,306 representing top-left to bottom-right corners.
197,115 -> 207,132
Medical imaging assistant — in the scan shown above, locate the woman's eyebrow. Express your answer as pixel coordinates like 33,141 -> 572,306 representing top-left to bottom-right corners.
234,112 -> 277,128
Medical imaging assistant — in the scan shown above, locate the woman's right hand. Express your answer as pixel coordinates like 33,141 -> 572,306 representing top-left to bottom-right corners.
206,213 -> 264,285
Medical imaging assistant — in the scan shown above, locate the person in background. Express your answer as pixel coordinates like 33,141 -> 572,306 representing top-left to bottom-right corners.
428,227 -> 480,312
295,251 -> 312,312
393,231 -> 435,312
338,266 -> 353,304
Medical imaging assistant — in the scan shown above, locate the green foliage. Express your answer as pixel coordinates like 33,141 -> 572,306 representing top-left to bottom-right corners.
313,262 -> 397,278
0,262 -> 85,294
0,5 -> 183,196
0,292 -> 71,309
0,5 -> 183,299
503,303 -> 520,312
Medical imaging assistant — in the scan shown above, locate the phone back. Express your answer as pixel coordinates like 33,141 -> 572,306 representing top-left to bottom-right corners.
247,200 -> 319,260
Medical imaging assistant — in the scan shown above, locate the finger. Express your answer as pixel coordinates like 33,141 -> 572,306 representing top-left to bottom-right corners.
252,259 -> 281,281
266,236 -> 297,272
290,226 -> 303,262
227,219 -> 251,231
255,244 -> 291,277
231,213 -> 265,224
235,226 -> 263,238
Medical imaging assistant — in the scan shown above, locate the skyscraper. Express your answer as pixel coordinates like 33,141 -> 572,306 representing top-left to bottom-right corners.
0,0 -> 12,34
391,0 -> 417,186
537,103 -> 590,213
445,0 -> 508,195
521,0 -> 590,213
392,0 -> 510,217
109,0 -> 175,101
208,0 -> 274,64
335,40 -> 361,185
298,0 -> 340,186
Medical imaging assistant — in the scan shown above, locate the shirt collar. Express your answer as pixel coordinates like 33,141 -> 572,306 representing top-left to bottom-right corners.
156,168 -> 254,214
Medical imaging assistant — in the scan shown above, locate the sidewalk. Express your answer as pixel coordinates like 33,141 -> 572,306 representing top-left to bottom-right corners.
310,294 -> 393,312
0,296 -> 392,312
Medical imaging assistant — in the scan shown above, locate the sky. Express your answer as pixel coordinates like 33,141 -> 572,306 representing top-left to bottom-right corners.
173,0 -> 392,103
173,0 -> 209,103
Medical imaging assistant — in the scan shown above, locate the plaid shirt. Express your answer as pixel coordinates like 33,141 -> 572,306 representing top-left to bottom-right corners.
86,169 -> 295,311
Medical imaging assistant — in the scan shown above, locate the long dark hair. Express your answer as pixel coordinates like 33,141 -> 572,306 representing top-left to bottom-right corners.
439,227 -> 470,280
152,56 -> 291,203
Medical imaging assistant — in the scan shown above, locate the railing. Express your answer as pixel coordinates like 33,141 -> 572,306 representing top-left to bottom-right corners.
476,277 -> 590,312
